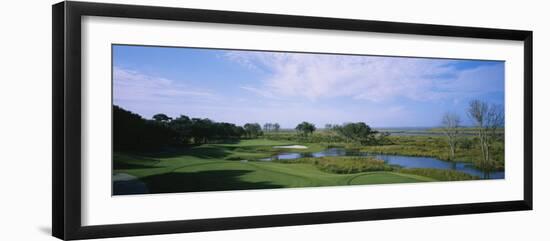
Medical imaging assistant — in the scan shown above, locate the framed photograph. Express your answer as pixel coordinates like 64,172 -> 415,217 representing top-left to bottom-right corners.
52,1 -> 533,240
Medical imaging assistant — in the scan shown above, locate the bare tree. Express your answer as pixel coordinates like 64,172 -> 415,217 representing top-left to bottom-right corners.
487,104 -> 505,140
324,124 -> 334,143
441,112 -> 461,161
468,100 -> 489,169
467,100 -> 504,171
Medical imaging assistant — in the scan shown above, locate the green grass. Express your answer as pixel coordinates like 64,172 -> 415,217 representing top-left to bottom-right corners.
427,127 -> 504,134
397,168 -> 478,181
113,139 -> 435,194
113,135 -> 498,195
347,172 -> 435,185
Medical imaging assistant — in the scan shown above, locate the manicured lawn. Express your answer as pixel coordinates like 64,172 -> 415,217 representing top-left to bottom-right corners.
347,172 -> 435,185
113,139 -> 434,194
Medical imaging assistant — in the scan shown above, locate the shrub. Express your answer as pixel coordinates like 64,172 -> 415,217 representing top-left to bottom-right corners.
278,156 -> 392,174
398,168 -> 478,181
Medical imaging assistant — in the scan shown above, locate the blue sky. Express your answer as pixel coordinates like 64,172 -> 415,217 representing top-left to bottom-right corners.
113,45 -> 504,128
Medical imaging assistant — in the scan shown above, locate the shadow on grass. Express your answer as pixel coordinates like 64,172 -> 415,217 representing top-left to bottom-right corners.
114,170 -> 283,195
135,145 -> 232,160
113,153 -> 162,169
113,179 -> 149,195
113,162 -> 158,170
116,138 -> 286,161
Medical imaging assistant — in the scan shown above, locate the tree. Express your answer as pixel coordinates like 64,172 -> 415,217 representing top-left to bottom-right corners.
441,112 -> 461,161
169,115 -> 192,144
152,113 -> 171,122
264,123 -> 281,132
334,122 -> 378,145
468,100 -> 489,169
113,106 -> 176,150
273,123 -> 280,132
189,118 -> 214,144
324,124 -> 335,142
467,100 -> 504,171
486,104 -> 505,163
295,121 -> 316,136
487,104 -> 505,140
115,106 -> 253,147
244,123 -> 262,138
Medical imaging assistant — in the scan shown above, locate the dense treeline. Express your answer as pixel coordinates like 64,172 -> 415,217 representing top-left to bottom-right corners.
114,105 -> 262,151
264,122 -> 389,144
114,106 -> 390,151
113,105 -> 175,151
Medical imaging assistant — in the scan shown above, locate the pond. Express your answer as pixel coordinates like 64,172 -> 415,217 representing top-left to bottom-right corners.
261,148 -> 504,179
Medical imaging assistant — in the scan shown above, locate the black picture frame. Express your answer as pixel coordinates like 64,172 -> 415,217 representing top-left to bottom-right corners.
52,1 -> 533,240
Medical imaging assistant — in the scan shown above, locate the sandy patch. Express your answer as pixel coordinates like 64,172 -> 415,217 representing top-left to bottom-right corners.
273,145 -> 308,149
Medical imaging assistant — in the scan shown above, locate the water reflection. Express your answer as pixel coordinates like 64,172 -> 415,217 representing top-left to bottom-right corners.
261,148 -> 504,179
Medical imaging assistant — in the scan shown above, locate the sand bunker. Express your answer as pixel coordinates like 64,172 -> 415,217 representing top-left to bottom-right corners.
273,145 -> 308,149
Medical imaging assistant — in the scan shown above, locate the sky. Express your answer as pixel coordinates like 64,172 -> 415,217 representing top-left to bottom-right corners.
112,45 -> 504,128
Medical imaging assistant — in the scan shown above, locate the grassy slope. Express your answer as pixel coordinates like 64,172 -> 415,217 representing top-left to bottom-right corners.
113,139 -> 434,194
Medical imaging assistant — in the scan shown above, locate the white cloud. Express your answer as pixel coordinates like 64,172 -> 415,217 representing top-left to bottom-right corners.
113,67 -> 215,103
226,51 -> 501,102
240,86 -> 281,99
442,64 -> 504,93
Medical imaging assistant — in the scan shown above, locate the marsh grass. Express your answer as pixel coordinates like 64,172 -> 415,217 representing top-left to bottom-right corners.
277,156 -> 392,174
359,136 -> 504,171
264,132 -> 504,171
